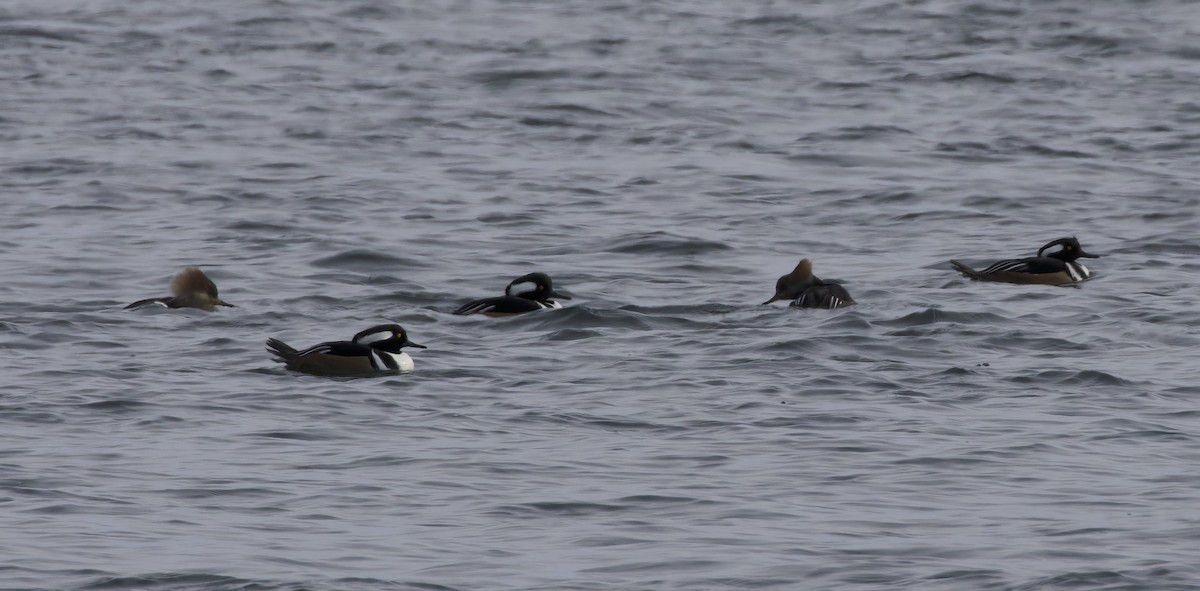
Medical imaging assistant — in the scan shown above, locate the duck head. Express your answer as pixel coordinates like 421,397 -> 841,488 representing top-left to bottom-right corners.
170,266 -> 234,310
762,259 -> 818,305
353,324 -> 426,353
1037,237 -> 1100,262
505,272 -> 571,301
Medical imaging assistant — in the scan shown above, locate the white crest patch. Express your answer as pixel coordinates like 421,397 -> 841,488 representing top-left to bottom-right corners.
506,281 -> 538,297
356,330 -> 394,345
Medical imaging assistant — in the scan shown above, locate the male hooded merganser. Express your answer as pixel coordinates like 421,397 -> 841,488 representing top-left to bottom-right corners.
950,236 -> 1100,285
762,258 -> 855,309
125,266 -> 234,311
266,324 -> 426,377
453,272 -> 571,316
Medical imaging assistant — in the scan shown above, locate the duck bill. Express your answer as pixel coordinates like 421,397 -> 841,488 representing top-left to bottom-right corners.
404,341 -> 427,349
1078,251 -> 1100,258
217,300 -> 235,307
761,294 -> 785,305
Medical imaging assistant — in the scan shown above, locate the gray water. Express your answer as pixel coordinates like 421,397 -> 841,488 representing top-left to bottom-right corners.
3,1 -> 1200,589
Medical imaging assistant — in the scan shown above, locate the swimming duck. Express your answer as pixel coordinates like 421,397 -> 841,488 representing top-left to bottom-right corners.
266,324 -> 425,377
125,266 -> 234,311
763,258 -> 854,309
950,236 -> 1100,285
454,272 -> 570,316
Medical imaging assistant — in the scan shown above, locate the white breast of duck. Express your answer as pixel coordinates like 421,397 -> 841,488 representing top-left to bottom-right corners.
370,350 -> 414,372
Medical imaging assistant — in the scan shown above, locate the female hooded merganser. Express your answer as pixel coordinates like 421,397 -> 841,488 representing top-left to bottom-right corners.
266,324 -> 426,377
950,237 -> 1100,285
762,258 -> 854,309
453,272 -> 571,316
125,266 -> 234,311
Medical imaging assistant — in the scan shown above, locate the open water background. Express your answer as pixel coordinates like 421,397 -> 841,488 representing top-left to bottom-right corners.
3,1 -> 1200,589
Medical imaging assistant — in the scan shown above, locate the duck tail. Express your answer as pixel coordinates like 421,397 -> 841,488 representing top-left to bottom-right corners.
266,338 -> 299,363
949,260 -> 983,280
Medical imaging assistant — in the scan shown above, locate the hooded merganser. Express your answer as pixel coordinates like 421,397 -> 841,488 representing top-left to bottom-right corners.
125,266 -> 234,311
453,272 -> 571,316
950,236 -> 1100,285
266,324 -> 426,377
762,258 -> 855,309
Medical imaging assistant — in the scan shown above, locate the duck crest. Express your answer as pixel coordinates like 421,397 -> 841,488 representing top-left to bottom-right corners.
790,258 -> 813,281
171,267 -> 220,299
774,258 -> 817,299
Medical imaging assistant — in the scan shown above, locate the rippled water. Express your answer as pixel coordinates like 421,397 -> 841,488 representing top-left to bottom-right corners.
3,1 -> 1200,590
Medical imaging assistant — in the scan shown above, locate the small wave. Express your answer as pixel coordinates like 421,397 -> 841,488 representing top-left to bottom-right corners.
1008,369 -> 1130,387
297,41 -> 337,53
243,429 -> 350,441
544,328 -> 604,341
94,128 -> 168,141
800,125 -> 914,142
78,573 -> 256,590
814,80 -> 873,90
232,16 -> 297,28
223,220 -> 296,233
960,194 -> 1024,209
517,116 -> 576,128
1034,33 -> 1127,56
490,501 -> 624,517
857,189 -> 919,204
877,308 -> 1010,327
0,26 -> 86,43
530,103 -> 617,117
297,455 -> 421,471
49,204 -> 125,213
581,558 -> 721,574
336,4 -> 403,20
617,494 -> 705,506
571,535 -> 651,547
283,127 -> 327,139
934,141 -> 998,153
606,231 -> 731,255
733,14 -> 808,27
446,306 -> 614,330
940,71 -> 1018,84
1017,142 -> 1096,159
508,410 -> 683,432
475,211 -> 538,224
6,158 -> 105,175
311,249 -> 430,271
77,399 -> 152,412
255,161 -> 307,169
1017,569 -> 1152,591
204,68 -> 236,79
467,68 -> 572,89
